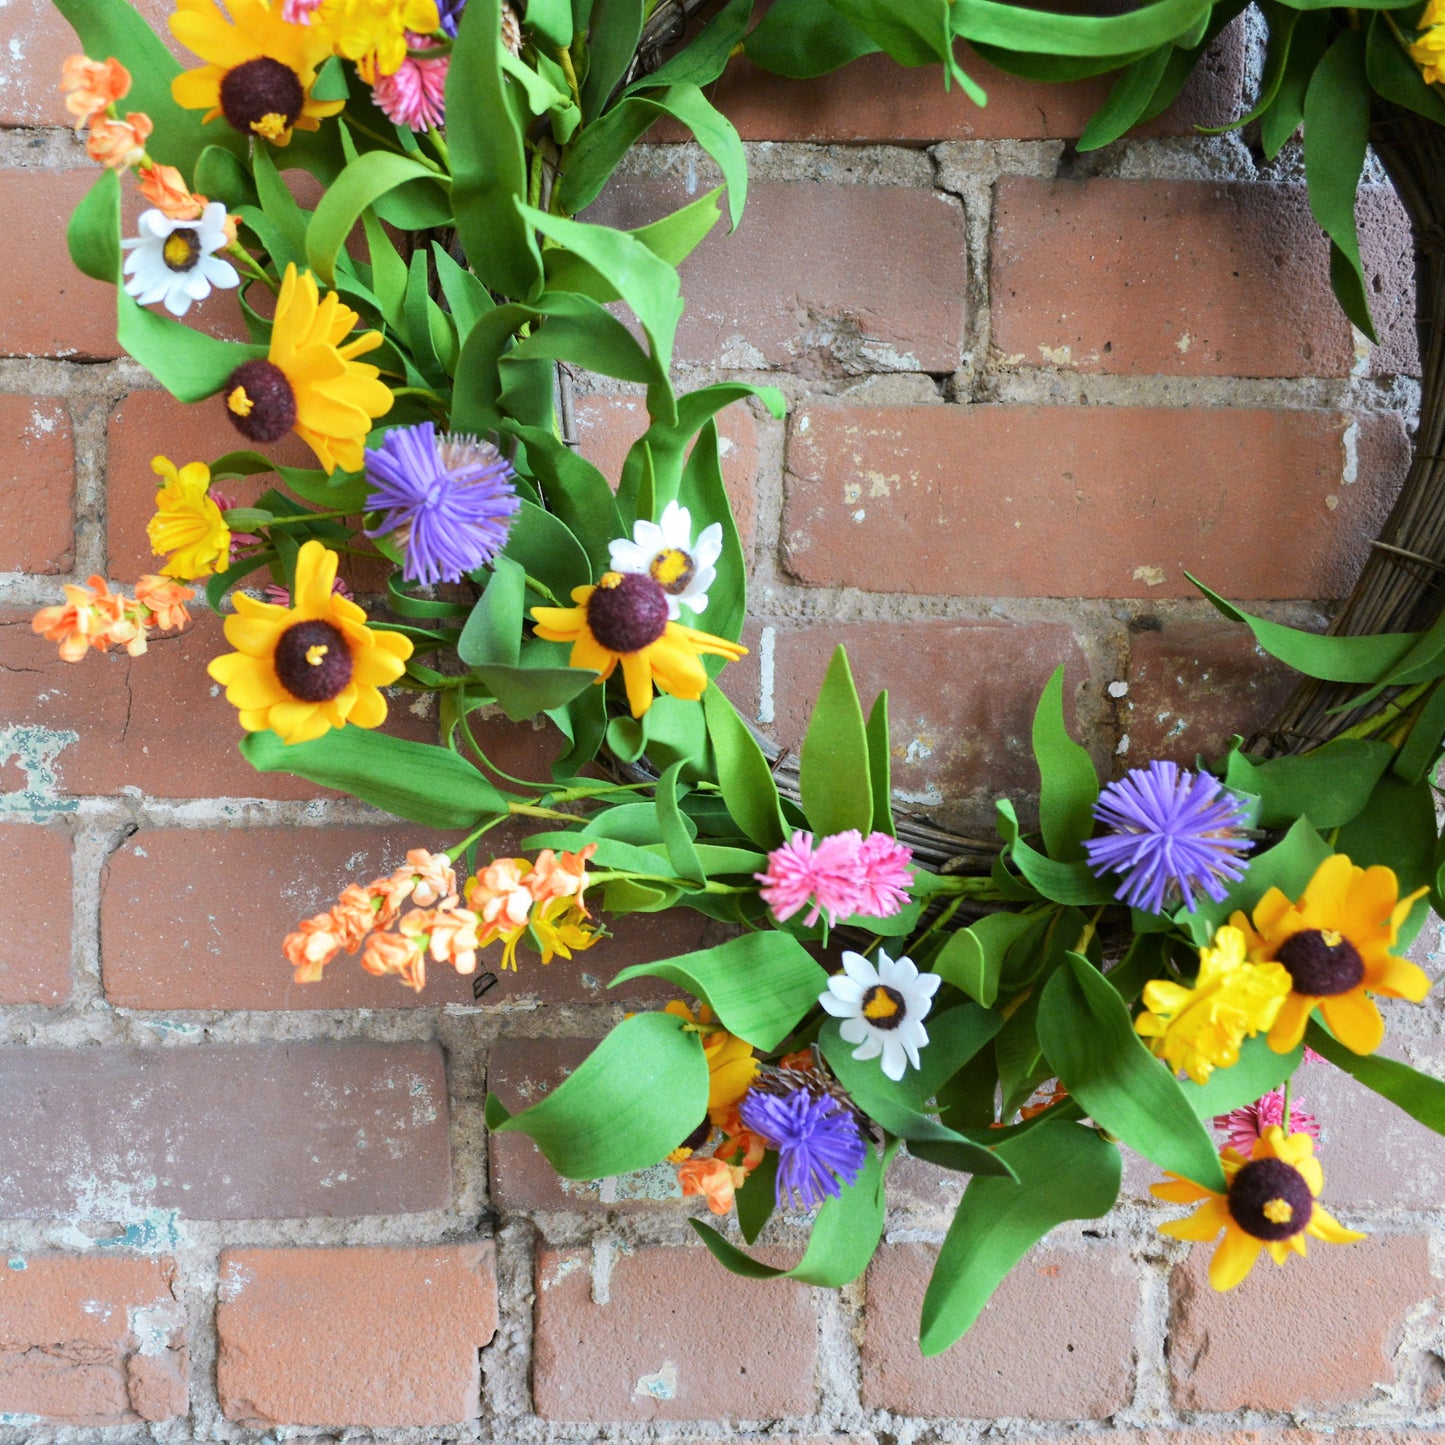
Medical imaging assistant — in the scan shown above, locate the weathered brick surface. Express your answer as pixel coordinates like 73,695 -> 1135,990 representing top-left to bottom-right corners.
1120,619 -> 1306,767
573,392 -> 761,552
0,396 -> 74,573
991,178 -> 1390,378
0,824 -> 71,1004
0,167 -> 123,359
101,824 -> 716,1010
591,180 -> 967,372
760,618 -> 1093,822
1168,1232 -> 1438,1410
703,30 -> 1244,144
532,1243 -> 818,1421
784,406 -> 1404,599
0,1042 -> 450,1218
216,1245 -> 496,1427
0,1254 -> 188,1424
860,1242 -> 1137,1418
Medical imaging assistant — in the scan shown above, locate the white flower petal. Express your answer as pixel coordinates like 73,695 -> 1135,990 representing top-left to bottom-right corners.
693,521 -> 724,568
839,949 -> 880,989
657,499 -> 692,547
848,1032 -> 884,1063
878,1037 -> 908,1080
838,1016 -> 871,1045
608,538 -> 650,573
825,975 -> 866,1006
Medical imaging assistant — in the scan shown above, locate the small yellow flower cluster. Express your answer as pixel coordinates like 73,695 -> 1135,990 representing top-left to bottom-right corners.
463,846 -> 603,971
1413,0 -> 1445,86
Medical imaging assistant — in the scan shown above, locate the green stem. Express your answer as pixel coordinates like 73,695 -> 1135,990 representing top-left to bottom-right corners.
1282,1074 -> 1293,1134
1336,681 -> 1432,741
426,123 -> 451,172
262,509 -> 353,526
445,812 -> 514,862
523,573 -> 560,605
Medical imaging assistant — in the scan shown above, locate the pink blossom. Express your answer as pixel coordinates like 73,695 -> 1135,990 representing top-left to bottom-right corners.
372,35 -> 448,131
1214,1086 -> 1320,1155
282,0 -> 323,23
756,829 -> 913,927
264,576 -> 353,607
211,489 -> 263,556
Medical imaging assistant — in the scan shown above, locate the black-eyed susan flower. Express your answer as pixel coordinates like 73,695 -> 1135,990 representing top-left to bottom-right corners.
1152,1126 -> 1364,1290
223,264 -> 393,475
207,539 -> 412,744
1230,853 -> 1431,1056
1134,925 -> 1291,1085
530,570 -> 747,718
170,0 -> 343,144
314,0 -> 440,82
147,455 -> 231,579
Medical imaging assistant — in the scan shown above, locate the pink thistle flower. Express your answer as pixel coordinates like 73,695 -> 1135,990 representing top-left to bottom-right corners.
282,0 -> 323,22
757,829 -> 906,928
263,575 -> 353,607
372,34 -> 447,131
212,490 -> 263,555
854,832 -> 913,917
1214,1086 -> 1320,1155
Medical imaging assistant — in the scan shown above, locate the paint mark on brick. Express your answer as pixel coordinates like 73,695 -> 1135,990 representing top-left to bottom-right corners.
634,1361 -> 678,1400
0,724 -> 79,818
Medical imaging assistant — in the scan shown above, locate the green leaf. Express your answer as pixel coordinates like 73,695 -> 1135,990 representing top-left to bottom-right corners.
828,0 -> 953,68
251,144 -> 310,273
306,151 -> 444,288
1303,29 -> 1376,340
1078,45 -> 1174,151
1223,738 -> 1394,830
117,290 -> 265,403
1039,954 -> 1227,1190
239,728 -> 508,828
676,418 -> 747,649
918,1115 -> 1121,1355
1190,575 -> 1416,682
933,910 -> 1039,1008
501,498 -> 592,603
447,0 -> 543,298
656,761 -> 705,884
560,85 -> 748,230
1368,11 -> 1445,122
67,168 -> 121,284
690,1142 -> 888,1287
949,0 -> 1210,57
1261,8 -> 1329,158
432,242 -> 494,343
486,1011 -> 708,1176
1306,1022 -> 1445,1136
1394,680 -> 1445,785
1184,1033 -> 1304,1119
610,931 -> 828,1051
735,1149 -> 777,1244
479,662 -> 599,720
526,0 -> 573,45
623,0 -> 753,93
996,800 -> 1115,906
703,684 -> 788,849
1200,0 -> 1300,133
866,691 -> 894,837
1336,773 -> 1439,937
743,0 -> 879,75
458,555 -> 526,668
800,646 -> 873,837
1031,665 -> 1098,862
580,0 -> 645,119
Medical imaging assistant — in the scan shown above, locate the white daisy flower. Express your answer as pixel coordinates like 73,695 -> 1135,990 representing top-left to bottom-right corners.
818,947 -> 940,1082
121,202 -> 240,318
607,499 -> 723,619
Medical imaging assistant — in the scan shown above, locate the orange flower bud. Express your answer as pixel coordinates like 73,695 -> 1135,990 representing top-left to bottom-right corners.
134,575 -> 194,632
60,54 -> 130,130
135,162 -> 206,220
85,111 -> 152,170
677,1157 -> 743,1216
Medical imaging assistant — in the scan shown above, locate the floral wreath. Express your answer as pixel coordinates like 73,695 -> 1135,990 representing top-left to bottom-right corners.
42,0 -> 1445,1354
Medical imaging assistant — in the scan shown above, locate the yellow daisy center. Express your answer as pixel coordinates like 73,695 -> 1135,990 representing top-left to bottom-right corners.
649,547 -> 695,594
861,984 -> 905,1029
227,386 -> 254,417
1262,1198 -> 1294,1225
162,229 -> 200,272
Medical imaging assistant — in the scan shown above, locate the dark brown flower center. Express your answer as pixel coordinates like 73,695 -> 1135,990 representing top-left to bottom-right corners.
218,57 -> 305,137
224,360 -> 297,445
649,547 -> 695,595
585,571 -> 669,654
162,228 -> 201,273
1276,928 -> 1365,997
1227,1155 -> 1314,1241
861,984 -> 906,1030
273,619 -> 353,703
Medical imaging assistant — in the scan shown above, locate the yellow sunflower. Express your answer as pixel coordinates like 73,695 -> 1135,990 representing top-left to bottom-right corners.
207,539 -> 412,744
1230,853 -> 1431,1056
147,455 -> 231,579
170,0 -> 343,144
222,264 -> 394,475
1152,1126 -> 1364,1291
531,570 -> 747,718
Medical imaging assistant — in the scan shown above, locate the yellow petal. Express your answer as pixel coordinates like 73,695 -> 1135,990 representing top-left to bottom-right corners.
619,650 -> 656,717
1319,989 -> 1386,1055
1267,992 -> 1315,1053
1208,1227 -> 1264,1291
1158,1196 -> 1230,1241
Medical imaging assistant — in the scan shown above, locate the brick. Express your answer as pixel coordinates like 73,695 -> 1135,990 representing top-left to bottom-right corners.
0,608 -> 437,801
0,0 -> 176,127
860,1242 -> 1136,1418
761,619 -> 1093,826
0,397 -> 73,573
0,1254 -> 187,1425
0,1042 -> 450,1218
700,30 -> 1243,144
490,1036 -> 720,1213
1168,1232 -> 1438,1410
1120,619 -> 1304,767
533,1243 -> 818,1421
216,1245 -> 495,1427
106,389 -> 315,580
0,168 -> 122,359
590,180 -> 966,373
572,392 -> 762,553
783,405 -> 1404,599
100,824 -> 720,1010
0,825 -> 71,1003
992,178 -> 1375,378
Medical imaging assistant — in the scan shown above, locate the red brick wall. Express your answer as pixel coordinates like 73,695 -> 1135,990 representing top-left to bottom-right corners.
2,2 -> 1443,1437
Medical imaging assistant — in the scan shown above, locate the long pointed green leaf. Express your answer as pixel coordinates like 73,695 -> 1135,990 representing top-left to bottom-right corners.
1306,1022 -> 1445,1136
1031,665 -> 1098,862
702,685 -> 788,849
306,151 -> 444,287
800,646 -> 873,838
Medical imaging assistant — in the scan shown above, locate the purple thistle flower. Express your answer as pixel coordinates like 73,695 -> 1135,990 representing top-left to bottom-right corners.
435,0 -> 466,36
739,1081 -> 868,1210
364,423 -> 520,586
1082,760 -> 1253,915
